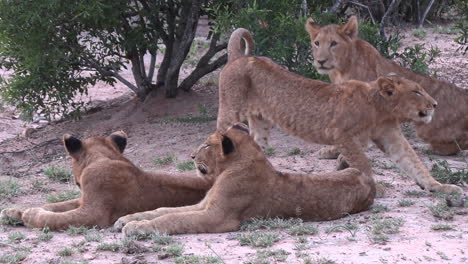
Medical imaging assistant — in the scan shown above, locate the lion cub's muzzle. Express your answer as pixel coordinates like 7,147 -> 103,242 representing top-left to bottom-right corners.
417,109 -> 435,124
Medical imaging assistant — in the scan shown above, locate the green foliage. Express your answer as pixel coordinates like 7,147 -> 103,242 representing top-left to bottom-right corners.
245,249 -> 290,263
454,20 -> 468,54
57,247 -> 73,257
241,217 -> 303,231
97,242 -> 121,252
398,199 -> 415,207
212,1 -> 333,81
358,22 -> 401,58
431,223 -> 455,231
428,201 -> 454,220
431,160 -> 467,185
412,28 -> 427,39
0,178 -> 20,200
175,255 -> 222,264
369,216 -> 403,244
0,252 -> 28,263
43,166 -> 73,182
393,44 -> 440,75
8,231 -> 26,243
153,155 -> 176,167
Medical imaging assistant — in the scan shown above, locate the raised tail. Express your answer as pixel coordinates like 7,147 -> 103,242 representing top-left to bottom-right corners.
227,28 -> 254,63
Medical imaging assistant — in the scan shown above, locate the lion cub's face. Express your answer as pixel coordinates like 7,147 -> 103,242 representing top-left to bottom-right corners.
192,123 -> 262,180
62,131 -> 128,188
376,77 -> 437,124
305,16 -> 359,74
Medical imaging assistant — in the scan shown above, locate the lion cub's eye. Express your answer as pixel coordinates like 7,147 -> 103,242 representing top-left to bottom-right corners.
314,41 -> 319,46
330,41 -> 337,47
413,91 -> 422,96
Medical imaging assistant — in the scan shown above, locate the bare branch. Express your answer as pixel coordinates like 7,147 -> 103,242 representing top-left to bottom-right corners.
326,0 -> 347,14
419,0 -> 436,28
379,0 -> 402,40
348,1 -> 376,24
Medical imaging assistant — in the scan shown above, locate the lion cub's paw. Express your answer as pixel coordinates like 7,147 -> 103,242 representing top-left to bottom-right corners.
0,208 -> 24,225
317,146 -> 340,159
114,215 -> 138,231
431,184 -> 463,195
336,154 -> 350,170
22,208 -> 46,227
122,220 -> 155,237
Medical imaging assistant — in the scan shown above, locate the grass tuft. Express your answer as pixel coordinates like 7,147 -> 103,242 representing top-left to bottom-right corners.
237,231 -> 281,248
430,223 -> 455,231
264,147 -> 276,157
153,154 -> 176,167
369,215 -> 403,244
0,252 -> 29,263
66,225 -> 89,236
287,224 -> 319,236
0,178 -> 21,200
8,231 -> 25,243
57,247 -> 73,257
404,190 -> 426,197
398,199 -> 415,207
46,190 -> 80,203
43,166 -> 72,182
286,148 -> 302,156
246,249 -> 290,263
84,228 -> 103,242
175,254 -> 222,264
97,242 -> 121,252
428,201 -> 454,220
176,160 -> 196,172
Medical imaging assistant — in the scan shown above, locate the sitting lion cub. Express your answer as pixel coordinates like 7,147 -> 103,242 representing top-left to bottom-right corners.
215,28 -> 462,195
116,124 -> 375,236
0,131 -> 212,230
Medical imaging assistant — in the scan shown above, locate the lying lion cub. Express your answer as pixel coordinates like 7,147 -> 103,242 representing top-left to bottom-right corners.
116,124 -> 375,236
216,28 -> 462,195
305,16 -> 468,156
0,131 -> 212,230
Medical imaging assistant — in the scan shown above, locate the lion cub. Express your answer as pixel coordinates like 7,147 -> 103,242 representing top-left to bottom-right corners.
1,131 -> 212,230
116,124 -> 375,236
216,28 -> 462,195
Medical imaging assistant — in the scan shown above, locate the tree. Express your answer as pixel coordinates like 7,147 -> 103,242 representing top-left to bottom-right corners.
0,0 -> 227,119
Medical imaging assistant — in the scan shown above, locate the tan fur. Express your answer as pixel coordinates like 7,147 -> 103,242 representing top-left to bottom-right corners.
214,28 -> 462,195
0,132 -> 212,230
117,124 -> 375,236
306,16 -> 468,156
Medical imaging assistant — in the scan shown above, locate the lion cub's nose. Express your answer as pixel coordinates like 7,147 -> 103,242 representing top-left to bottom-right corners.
433,102 -> 437,108
190,153 -> 196,160
317,59 -> 327,66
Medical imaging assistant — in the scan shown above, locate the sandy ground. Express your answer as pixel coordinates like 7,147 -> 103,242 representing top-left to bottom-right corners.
0,26 -> 467,264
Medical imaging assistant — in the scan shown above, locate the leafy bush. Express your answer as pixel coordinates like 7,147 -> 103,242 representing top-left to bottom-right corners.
454,20 -> 468,54
431,160 -> 467,185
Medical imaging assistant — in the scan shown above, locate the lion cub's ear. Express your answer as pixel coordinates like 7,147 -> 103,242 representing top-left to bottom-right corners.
339,16 -> 358,39
377,77 -> 397,98
221,135 -> 235,156
109,131 -> 127,153
63,134 -> 82,156
305,18 -> 320,39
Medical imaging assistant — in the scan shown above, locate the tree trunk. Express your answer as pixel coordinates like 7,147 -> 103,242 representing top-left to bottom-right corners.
379,0 -> 402,40
419,0 -> 435,28
163,0 -> 201,98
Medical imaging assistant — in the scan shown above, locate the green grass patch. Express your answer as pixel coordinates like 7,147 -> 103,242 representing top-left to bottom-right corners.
369,216 -> 403,244
66,225 -> 89,236
241,217 -> 303,231
0,178 -> 21,200
46,190 -> 80,203
84,228 -> 103,242
431,160 -> 467,185
428,201 -> 454,220
43,166 -> 72,182
151,233 -> 176,245
237,231 -> 281,248
0,252 -> 29,263
286,224 -> 318,236
431,223 -> 455,231
175,255 -> 222,264
176,160 -> 196,172
37,227 -> 53,242
412,28 -> 427,39
398,199 -> 415,207
404,190 -> 427,197
97,242 -> 121,252
160,115 -> 216,124
246,249 -> 290,263
286,148 -> 302,156
265,147 -> 276,157
370,204 -> 389,213
8,231 -> 25,243
57,247 -> 73,257
153,154 -> 176,167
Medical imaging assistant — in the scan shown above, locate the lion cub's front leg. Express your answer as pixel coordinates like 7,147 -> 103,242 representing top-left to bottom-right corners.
123,210 -> 240,236
248,115 -> 273,151
317,146 -> 340,159
115,199 -> 208,231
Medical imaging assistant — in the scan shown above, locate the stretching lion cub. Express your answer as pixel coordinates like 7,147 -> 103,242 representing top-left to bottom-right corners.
216,28 -> 461,195
116,124 -> 375,236
0,131 -> 212,230
305,16 -> 468,156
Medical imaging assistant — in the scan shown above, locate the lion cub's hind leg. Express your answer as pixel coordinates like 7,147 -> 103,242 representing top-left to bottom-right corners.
248,115 -> 273,151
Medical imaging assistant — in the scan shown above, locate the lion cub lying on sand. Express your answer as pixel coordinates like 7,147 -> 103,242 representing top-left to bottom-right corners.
116,124 -> 375,236
216,28 -> 462,195
1,131 -> 212,230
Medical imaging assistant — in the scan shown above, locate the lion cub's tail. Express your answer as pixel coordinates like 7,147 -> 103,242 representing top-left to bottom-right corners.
227,28 -> 254,63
